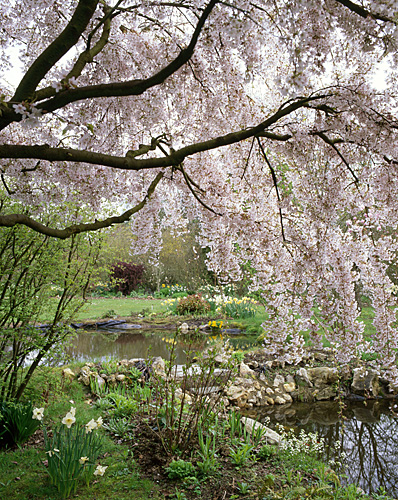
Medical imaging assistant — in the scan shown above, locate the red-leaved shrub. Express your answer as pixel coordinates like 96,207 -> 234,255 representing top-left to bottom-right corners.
110,261 -> 145,296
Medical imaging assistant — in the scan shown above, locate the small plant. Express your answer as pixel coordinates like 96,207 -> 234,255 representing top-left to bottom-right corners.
173,488 -> 188,500
236,481 -> 250,494
0,400 -> 41,447
257,444 -> 278,460
228,410 -> 243,440
101,309 -> 117,319
43,406 -> 105,498
277,426 -> 325,457
102,417 -> 133,438
229,442 -> 254,467
215,296 -> 257,319
165,459 -> 196,480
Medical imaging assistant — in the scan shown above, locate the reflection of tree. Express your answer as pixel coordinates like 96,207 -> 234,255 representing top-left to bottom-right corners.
270,401 -> 398,496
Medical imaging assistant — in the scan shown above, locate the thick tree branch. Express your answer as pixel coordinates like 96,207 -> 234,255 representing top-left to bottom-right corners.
33,0 -> 219,114
0,94 -> 330,170
12,0 -> 99,103
0,172 -> 163,238
34,3 -> 112,102
334,0 -> 396,24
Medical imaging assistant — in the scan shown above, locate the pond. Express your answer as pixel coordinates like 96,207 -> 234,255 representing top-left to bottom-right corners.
66,328 -> 258,365
256,399 -> 398,497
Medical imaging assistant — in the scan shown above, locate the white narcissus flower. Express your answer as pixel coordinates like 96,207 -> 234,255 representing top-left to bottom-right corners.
96,416 -> 103,427
62,412 -> 76,428
94,465 -> 107,476
79,456 -> 89,465
69,406 -> 76,417
85,419 -> 97,433
32,407 -> 44,421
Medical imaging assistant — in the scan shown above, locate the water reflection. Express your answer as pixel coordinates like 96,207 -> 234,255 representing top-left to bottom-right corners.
67,330 -> 192,364
67,330 -> 259,365
257,400 -> 398,496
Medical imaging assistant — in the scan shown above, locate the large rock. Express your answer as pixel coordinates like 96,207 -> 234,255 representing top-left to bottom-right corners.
241,417 -> 281,445
307,367 -> 338,387
351,367 -> 380,397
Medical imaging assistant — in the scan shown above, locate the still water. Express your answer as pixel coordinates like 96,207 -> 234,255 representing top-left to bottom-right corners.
258,400 -> 398,497
66,330 -> 193,364
68,330 -> 398,497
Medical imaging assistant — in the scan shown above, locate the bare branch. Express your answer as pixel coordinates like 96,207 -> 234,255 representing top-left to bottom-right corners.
334,0 -> 396,24
257,138 -> 286,242
315,131 -> 359,183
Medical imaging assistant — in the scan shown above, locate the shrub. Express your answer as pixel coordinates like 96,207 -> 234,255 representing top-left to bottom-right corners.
175,294 -> 210,316
110,261 -> 145,296
0,400 -> 41,447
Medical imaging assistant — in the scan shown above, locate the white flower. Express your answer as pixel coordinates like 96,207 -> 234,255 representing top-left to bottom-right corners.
85,418 -> 98,433
94,464 -> 107,476
69,406 -> 76,417
32,407 -> 44,421
52,81 -> 63,92
96,416 -> 103,428
68,76 -> 78,87
79,456 -> 89,465
12,103 -> 27,116
62,412 -> 76,428
46,448 -> 59,457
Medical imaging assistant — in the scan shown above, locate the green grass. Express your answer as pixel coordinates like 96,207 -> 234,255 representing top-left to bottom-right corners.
39,298 -> 165,323
0,369 -> 162,500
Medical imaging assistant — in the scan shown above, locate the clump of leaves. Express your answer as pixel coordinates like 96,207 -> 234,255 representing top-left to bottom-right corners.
176,294 -> 210,316
165,459 -> 196,480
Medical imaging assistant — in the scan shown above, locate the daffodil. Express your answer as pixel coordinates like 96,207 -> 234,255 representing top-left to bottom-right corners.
85,418 -> 98,433
32,407 -> 44,421
62,411 -> 76,428
94,464 -> 108,476
79,456 -> 89,465
96,416 -> 103,427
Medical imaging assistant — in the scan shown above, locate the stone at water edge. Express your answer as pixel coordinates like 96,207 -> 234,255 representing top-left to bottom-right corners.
241,417 -> 281,445
307,367 -> 339,388
351,367 -> 380,397
296,367 -> 313,387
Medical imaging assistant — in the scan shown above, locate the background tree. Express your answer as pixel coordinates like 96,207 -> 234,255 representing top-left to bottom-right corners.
0,196 -> 103,400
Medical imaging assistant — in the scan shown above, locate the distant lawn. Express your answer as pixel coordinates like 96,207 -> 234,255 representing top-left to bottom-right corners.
40,296 -> 380,342
38,297 -> 165,323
